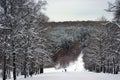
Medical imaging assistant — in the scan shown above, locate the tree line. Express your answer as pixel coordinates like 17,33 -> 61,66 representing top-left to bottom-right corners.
83,0 -> 120,74
0,0 -> 52,80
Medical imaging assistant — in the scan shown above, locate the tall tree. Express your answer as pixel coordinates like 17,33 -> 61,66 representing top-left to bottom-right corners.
0,0 -> 49,79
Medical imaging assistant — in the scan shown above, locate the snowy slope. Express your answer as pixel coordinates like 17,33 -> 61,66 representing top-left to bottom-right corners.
6,71 -> 120,80
66,54 -> 84,72
45,54 -> 84,73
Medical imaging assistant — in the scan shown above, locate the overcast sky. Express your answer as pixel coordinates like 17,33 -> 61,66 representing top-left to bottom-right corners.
44,0 -> 115,22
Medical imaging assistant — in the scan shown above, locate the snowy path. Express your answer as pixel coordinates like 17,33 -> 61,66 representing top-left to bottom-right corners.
7,71 -> 120,80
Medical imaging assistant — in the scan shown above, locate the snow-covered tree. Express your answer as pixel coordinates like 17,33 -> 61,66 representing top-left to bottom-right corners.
105,22 -> 120,74
83,22 -> 120,74
107,0 -> 120,22
83,28 -> 108,73
83,0 -> 120,73
0,0 -> 50,80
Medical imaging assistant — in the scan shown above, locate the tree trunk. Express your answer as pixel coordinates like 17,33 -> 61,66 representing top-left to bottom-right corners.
13,53 -> 16,80
23,60 -> 27,78
40,65 -> 44,74
3,53 -> 6,80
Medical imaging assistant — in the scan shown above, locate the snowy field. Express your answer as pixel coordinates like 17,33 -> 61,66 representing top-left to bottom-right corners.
6,71 -> 120,80
1,55 -> 120,80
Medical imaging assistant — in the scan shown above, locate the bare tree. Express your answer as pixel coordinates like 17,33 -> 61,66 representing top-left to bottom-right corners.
96,16 -> 107,22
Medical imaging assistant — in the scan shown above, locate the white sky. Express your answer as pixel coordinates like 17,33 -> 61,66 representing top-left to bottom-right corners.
44,0 -> 115,22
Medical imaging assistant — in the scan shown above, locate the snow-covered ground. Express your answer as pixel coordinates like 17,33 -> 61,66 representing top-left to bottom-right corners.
45,54 -> 84,73
1,54 -> 120,80
6,71 -> 120,80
